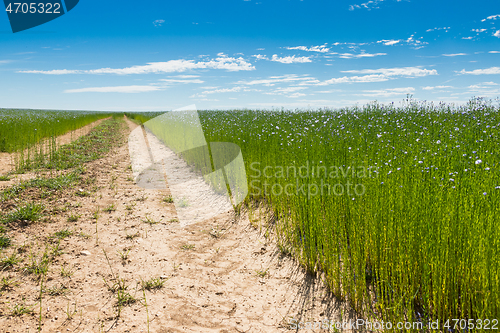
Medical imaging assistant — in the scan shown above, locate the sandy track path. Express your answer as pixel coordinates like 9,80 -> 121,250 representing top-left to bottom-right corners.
0,118 -> 352,333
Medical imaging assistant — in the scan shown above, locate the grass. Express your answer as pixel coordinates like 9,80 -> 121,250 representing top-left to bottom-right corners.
0,252 -> 21,269
141,277 -> 165,291
103,203 -> 116,213
60,264 -> 75,277
162,195 -> 174,203
24,250 -> 50,279
117,248 -> 131,262
3,203 -> 44,225
181,244 -> 195,251
0,276 -> 19,291
0,175 -> 11,181
52,228 -> 73,240
67,213 -> 81,222
45,284 -> 68,296
255,268 -> 269,278
142,216 -> 160,225
10,302 -> 34,316
0,234 -> 12,248
128,97 -> 500,325
1,169 -> 82,200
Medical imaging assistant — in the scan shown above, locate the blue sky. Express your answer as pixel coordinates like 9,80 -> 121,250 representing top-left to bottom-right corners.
0,0 -> 499,111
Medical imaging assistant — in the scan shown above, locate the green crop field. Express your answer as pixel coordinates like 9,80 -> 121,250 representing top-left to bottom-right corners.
0,109 -> 113,153
0,109 -> 115,172
128,97 -> 500,328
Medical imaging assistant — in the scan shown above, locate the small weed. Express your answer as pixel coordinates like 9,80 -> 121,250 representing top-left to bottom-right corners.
60,264 -> 75,277
117,248 -> 131,262
136,195 -> 148,202
75,190 -> 91,197
65,301 -> 78,320
126,176 -> 134,182
103,276 -> 127,293
163,195 -> 174,203
141,277 -> 165,291
53,228 -> 73,240
172,262 -> 180,271
181,244 -> 195,251
67,213 -> 81,222
125,203 -> 136,211
24,251 -> 50,279
209,225 -> 225,239
0,276 -> 19,291
142,216 -> 159,225
78,232 -> 91,239
0,252 -> 21,269
49,240 -> 64,257
45,284 -> 68,296
116,289 -> 136,307
92,208 -> 100,220
125,232 -> 140,240
103,204 -> 116,213
169,218 -> 179,223
255,268 -> 269,278
10,302 -> 34,316
0,234 -> 12,249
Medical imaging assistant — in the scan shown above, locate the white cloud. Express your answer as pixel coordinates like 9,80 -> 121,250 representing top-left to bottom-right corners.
406,35 -> 428,49
357,87 -> 415,97
422,85 -> 452,90
298,67 -> 436,87
481,14 -> 500,22
349,0 -> 384,11
458,67 -> 500,75
472,29 -> 487,33
494,30 -> 500,38
443,53 -> 467,57
263,86 -> 308,97
237,74 -> 313,86
284,45 -> 330,53
153,20 -> 165,27
192,86 -> 260,98
426,27 -> 450,32
159,78 -> 204,84
341,66 -> 438,77
169,75 -> 200,78
270,54 -> 312,64
65,85 -> 162,93
319,74 -> 389,85
489,51 -> 500,53
200,87 -> 244,95
337,52 -> 386,59
20,56 -> 255,75
462,37 -> 474,40
377,39 -> 401,46
252,54 -> 269,60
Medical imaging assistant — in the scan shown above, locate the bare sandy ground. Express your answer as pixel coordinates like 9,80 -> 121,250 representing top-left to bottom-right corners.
0,118 -> 354,332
